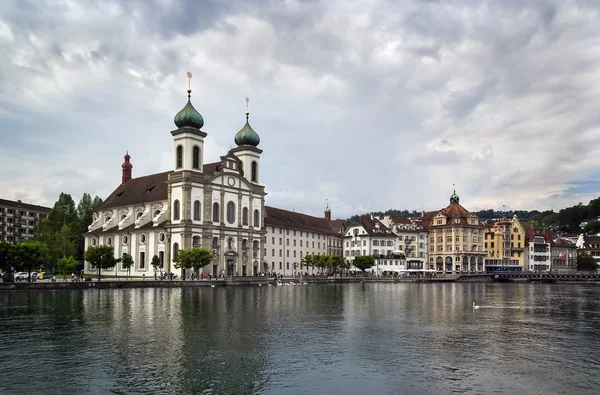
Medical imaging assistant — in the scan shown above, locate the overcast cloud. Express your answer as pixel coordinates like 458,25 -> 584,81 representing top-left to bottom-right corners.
1,0 -> 599,219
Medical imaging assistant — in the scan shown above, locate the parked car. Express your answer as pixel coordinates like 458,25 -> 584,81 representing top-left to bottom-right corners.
30,272 -> 39,280
14,272 -> 29,281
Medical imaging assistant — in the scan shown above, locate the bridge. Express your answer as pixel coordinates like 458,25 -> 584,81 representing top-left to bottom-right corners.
488,272 -> 600,282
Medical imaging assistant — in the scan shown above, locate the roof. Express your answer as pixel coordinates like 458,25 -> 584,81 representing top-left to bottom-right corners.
0,198 -> 51,213
329,219 -> 345,235
421,203 -> 483,228
582,235 -> 600,249
264,206 -> 336,235
551,238 -> 576,248
96,171 -> 173,211
389,216 -> 412,225
346,216 -> 396,237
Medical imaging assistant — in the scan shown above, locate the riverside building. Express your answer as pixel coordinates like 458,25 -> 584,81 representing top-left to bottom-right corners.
524,227 -> 551,272
483,215 -> 526,272
0,198 -> 50,244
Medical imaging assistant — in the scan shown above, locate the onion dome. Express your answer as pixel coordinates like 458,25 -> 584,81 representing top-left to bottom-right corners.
121,151 -> 132,169
234,110 -> 260,147
325,202 -> 331,213
174,89 -> 204,129
450,190 -> 460,204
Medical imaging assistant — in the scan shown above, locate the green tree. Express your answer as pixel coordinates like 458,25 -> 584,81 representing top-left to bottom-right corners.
576,253 -> 598,271
85,245 -> 121,280
301,254 -> 314,273
174,248 -> 213,277
0,242 -> 16,282
330,255 -> 345,276
121,253 -> 134,280
13,241 -> 51,281
353,255 -> 375,275
151,255 -> 161,278
584,220 -> 600,235
57,256 -> 78,281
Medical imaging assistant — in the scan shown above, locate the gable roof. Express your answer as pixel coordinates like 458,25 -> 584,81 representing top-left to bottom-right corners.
96,171 -> 172,211
329,219 -> 346,235
346,216 -> 396,237
264,206 -> 335,235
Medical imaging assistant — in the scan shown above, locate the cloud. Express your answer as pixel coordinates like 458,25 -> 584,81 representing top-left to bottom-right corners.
1,0 -> 599,217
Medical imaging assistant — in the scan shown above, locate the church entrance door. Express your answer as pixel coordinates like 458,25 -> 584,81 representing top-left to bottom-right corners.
227,259 -> 234,276
212,264 -> 218,278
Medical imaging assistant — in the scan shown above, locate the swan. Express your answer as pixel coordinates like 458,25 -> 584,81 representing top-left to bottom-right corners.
472,302 -> 480,309
258,284 -> 262,287
211,284 -> 215,288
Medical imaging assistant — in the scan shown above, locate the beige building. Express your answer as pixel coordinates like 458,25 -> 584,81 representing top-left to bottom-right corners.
0,198 -> 50,244
264,205 -> 344,276
483,215 -> 526,272
422,191 -> 486,273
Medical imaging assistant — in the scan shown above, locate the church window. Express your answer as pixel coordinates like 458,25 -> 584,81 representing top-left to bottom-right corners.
192,236 -> 200,246
192,146 -> 200,169
140,234 -> 146,244
253,240 -> 259,250
107,237 -> 112,246
251,161 -> 258,182
242,207 -> 249,225
253,209 -> 260,227
213,203 -> 220,222
176,145 -> 183,169
212,237 -> 219,248
122,235 -> 128,245
137,212 -> 143,219
173,243 -> 179,261
173,200 -> 180,220
154,210 -> 160,218
140,252 -> 145,269
121,214 -> 126,221
159,251 -> 164,268
226,201 -> 236,224
91,238 -> 97,246
105,216 -> 111,224
193,200 -> 201,221
158,233 -> 165,243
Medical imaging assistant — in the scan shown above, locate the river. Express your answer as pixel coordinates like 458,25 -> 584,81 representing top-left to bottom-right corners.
0,283 -> 599,394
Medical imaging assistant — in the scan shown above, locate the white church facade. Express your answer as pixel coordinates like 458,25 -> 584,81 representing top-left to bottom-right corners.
84,86 -> 268,278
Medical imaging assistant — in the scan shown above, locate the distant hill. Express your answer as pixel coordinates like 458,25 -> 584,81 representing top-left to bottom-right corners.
344,197 -> 600,234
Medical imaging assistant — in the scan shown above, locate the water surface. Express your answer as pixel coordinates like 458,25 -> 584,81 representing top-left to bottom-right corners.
0,283 -> 599,394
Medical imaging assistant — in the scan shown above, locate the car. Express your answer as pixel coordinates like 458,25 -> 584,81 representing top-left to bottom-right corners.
30,272 -> 39,280
38,272 -> 53,280
14,272 -> 29,281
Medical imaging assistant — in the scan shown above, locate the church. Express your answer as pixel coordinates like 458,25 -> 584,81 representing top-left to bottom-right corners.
85,80 -> 267,278
84,78 -> 344,278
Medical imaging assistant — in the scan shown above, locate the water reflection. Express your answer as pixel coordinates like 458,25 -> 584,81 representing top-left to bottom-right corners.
0,283 -> 599,394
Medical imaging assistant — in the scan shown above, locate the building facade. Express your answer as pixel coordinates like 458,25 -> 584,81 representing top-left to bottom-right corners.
483,215 -> 526,272
263,205 -> 343,276
0,199 -> 50,244
422,191 -> 486,273
550,237 -> 577,272
575,234 -> 600,268
85,87 -> 266,278
524,227 -> 551,271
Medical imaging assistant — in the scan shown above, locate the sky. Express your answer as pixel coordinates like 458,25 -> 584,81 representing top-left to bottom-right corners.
1,0 -> 599,219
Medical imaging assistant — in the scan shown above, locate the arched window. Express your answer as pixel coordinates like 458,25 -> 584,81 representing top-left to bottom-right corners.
136,212 -> 143,220
176,145 -> 183,168
226,201 -> 235,224
212,202 -> 219,222
193,200 -> 201,221
253,240 -> 259,250
173,242 -> 179,261
242,207 -> 248,225
251,161 -> 258,182
253,209 -> 260,227
192,146 -> 200,169
173,200 -> 180,220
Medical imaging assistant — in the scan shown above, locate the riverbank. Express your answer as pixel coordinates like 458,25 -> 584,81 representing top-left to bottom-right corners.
1,272 -> 599,290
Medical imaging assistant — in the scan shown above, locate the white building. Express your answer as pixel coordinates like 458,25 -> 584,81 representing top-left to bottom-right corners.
524,227 -> 551,272
377,215 -> 428,268
263,205 -> 344,276
85,87 -> 266,278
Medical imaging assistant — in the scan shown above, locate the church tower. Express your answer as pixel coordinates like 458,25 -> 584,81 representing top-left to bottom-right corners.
121,151 -> 132,184
172,72 -> 206,173
230,97 -> 262,184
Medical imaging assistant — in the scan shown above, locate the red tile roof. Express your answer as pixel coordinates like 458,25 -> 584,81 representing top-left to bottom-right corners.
264,206 -> 336,235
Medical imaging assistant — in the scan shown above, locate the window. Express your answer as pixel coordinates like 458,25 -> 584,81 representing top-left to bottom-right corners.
272,249 -> 275,256
173,200 -> 180,220
192,236 -> 200,246
192,146 -> 200,169
176,145 -> 183,168
158,251 -> 164,268
140,234 -> 146,244
212,237 -> 218,248
272,237 -> 275,243
226,201 -> 235,224
194,200 -> 201,221
140,252 -> 146,269
254,209 -> 260,227
173,243 -> 180,261
279,238 -> 282,245
122,235 -> 128,245
107,237 -> 112,246
251,161 -> 258,182
213,203 -> 219,222
242,207 -> 248,225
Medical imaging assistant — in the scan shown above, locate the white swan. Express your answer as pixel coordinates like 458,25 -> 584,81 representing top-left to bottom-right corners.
472,302 -> 480,309
211,284 -> 215,288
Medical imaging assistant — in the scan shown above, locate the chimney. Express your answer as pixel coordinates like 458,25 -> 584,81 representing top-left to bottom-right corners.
122,151 -> 133,184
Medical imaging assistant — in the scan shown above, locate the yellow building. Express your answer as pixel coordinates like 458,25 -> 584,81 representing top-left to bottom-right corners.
423,191 -> 486,273
484,215 -> 526,272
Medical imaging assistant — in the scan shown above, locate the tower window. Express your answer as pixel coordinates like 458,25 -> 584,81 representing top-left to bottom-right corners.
226,201 -> 236,224
253,209 -> 260,227
173,200 -> 180,220
176,145 -> 183,169
251,161 -> 258,182
242,207 -> 249,225
213,203 -> 220,222
193,146 -> 200,169
194,200 -> 201,221
173,243 -> 179,261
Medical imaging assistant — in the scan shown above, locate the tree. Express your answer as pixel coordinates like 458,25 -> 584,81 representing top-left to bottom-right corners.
0,242 -> 15,282
121,253 -> 134,280
584,220 -> 600,235
57,256 -> 78,281
174,248 -> 213,277
576,253 -> 598,271
353,255 -> 375,275
301,254 -> 314,273
151,255 -> 161,278
14,241 -> 51,281
85,245 -> 121,280
330,255 -> 345,276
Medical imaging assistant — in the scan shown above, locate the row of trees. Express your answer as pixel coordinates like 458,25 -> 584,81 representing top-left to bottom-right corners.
299,254 -> 376,275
